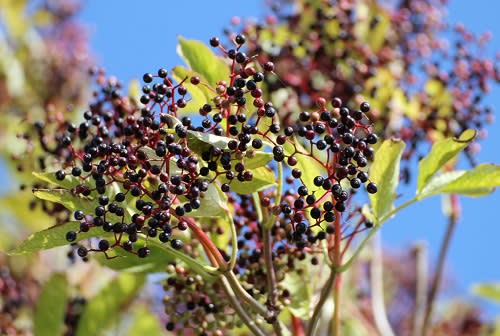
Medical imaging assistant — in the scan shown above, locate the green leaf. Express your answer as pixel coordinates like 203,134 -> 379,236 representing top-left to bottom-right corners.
172,66 -> 213,113
126,305 -> 163,336
188,183 -> 228,217
95,238 -> 174,273
34,273 -> 68,336
177,36 -> 230,85
9,222 -> 106,255
417,130 -> 476,194
369,139 -> 405,221
33,189 -> 94,214
221,166 -> 276,194
76,273 -> 146,336
471,283 -> 500,304
283,139 -> 324,193
282,270 -> 311,319
0,190 -> 53,231
418,164 -> 500,199
244,151 -> 274,170
187,129 -> 231,153
33,171 -> 87,190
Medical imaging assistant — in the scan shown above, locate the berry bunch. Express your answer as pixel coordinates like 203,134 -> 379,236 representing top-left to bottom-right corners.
25,32 -> 379,335
230,0 -> 498,171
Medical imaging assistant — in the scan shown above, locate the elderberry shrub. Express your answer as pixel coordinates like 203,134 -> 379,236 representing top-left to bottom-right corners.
30,30 -> 378,334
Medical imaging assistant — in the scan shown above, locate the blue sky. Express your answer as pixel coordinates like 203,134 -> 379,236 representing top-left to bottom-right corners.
77,0 -> 500,312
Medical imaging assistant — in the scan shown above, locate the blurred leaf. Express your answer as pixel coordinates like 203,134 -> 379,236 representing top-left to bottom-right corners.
34,273 -> 68,336
126,305 -> 163,336
9,221 -> 107,254
369,139 -> 405,221
31,9 -> 55,27
0,0 -> 28,38
127,79 -> 141,101
417,130 -> 476,194
471,283 -> 500,304
76,273 -> 146,336
220,166 -> 276,194
177,36 -> 230,85
343,317 -> 369,336
424,79 -> 453,117
0,190 -> 52,231
418,164 -> 500,199
282,270 -> 311,319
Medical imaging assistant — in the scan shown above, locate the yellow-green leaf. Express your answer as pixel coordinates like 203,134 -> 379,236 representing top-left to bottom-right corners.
369,139 -> 405,221
34,273 -> 68,336
9,222 -> 108,255
417,129 -> 476,194
176,36 -> 230,85
76,273 -> 146,336
471,283 -> 500,305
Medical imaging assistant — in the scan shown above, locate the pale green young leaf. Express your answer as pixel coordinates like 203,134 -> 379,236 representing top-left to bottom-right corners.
417,129 -> 476,194
34,273 -> 68,336
75,273 -> 146,336
177,36 -> 230,85
369,139 -> 405,221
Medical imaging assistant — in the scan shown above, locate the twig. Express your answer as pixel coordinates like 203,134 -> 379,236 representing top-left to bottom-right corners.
412,242 -> 428,336
370,232 -> 395,336
263,226 -> 283,336
420,206 -> 458,336
220,275 -> 267,336
306,268 -> 337,336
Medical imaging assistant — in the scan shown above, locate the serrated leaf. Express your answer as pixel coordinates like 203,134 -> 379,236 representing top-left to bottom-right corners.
126,305 -> 163,336
177,36 -> 230,85
221,166 -> 276,194
418,164 -> 500,199
471,283 -> 500,304
369,139 -> 405,221
9,222 -> 108,254
0,190 -> 53,231
95,238 -> 174,273
172,66 -> 213,114
75,273 -> 146,336
417,130 -> 476,194
34,273 -> 68,336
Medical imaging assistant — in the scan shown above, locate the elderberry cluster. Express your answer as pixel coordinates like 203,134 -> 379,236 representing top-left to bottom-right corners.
26,30 -> 380,335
